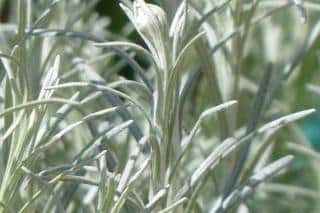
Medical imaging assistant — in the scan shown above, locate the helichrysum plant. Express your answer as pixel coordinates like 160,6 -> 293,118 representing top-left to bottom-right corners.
0,0 -> 320,212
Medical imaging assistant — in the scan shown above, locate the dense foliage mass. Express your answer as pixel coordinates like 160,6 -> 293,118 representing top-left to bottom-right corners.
0,0 -> 319,212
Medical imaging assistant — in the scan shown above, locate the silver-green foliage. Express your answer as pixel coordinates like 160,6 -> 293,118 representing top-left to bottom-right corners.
0,0 -> 319,212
